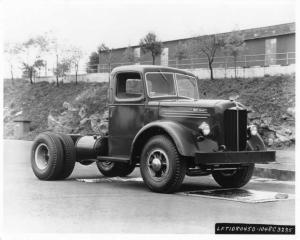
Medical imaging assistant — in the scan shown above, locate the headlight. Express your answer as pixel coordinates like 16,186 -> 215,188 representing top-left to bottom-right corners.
249,125 -> 258,136
199,122 -> 210,136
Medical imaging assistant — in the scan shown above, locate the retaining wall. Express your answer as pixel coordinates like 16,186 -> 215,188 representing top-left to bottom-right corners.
33,64 -> 295,83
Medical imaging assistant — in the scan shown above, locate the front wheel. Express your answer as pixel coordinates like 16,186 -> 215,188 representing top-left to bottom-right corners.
212,164 -> 254,188
140,135 -> 186,193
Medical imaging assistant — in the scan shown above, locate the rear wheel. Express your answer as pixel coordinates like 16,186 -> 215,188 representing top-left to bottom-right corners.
31,132 -> 64,180
140,135 -> 186,193
212,164 -> 254,188
56,133 -> 76,179
96,161 -> 118,177
96,161 -> 136,177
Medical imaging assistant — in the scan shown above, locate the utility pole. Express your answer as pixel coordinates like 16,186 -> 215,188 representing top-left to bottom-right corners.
56,54 -> 59,86
45,60 -> 47,76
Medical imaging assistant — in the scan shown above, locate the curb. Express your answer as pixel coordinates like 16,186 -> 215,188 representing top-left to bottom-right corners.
254,167 -> 295,181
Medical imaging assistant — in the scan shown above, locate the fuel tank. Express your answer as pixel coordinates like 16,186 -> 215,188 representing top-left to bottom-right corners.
75,136 -> 108,163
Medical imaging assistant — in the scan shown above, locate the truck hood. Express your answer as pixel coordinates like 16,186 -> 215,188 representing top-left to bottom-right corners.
158,99 -> 240,114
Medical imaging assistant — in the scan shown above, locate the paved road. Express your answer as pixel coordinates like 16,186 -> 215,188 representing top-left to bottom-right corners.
3,140 -> 295,234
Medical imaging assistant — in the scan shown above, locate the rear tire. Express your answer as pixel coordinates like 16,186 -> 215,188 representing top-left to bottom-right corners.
56,133 -> 76,179
96,161 -> 119,177
96,161 -> 136,177
140,135 -> 186,193
212,164 -> 254,188
31,132 -> 64,180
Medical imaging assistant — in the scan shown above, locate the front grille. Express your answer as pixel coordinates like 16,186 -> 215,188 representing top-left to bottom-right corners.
224,109 -> 247,151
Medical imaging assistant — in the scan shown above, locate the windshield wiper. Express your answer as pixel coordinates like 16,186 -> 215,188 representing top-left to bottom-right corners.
158,70 -> 170,84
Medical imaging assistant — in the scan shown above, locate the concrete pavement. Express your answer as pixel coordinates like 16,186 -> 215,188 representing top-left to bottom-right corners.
254,149 -> 295,181
2,140 -> 295,233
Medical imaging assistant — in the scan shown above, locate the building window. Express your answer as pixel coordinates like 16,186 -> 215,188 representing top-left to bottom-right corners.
134,48 -> 140,64
265,38 -> 277,65
160,48 -> 169,66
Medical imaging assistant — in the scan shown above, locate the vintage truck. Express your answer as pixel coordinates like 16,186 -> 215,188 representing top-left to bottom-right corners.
31,65 -> 275,193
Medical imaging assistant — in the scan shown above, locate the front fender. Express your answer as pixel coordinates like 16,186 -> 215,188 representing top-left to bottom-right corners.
131,120 -> 198,157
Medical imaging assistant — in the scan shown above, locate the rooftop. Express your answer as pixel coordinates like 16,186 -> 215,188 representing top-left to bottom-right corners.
110,22 -> 295,51
111,65 -> 196,76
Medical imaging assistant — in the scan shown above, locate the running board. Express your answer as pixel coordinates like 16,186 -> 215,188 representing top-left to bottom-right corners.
97,156 -> 130,163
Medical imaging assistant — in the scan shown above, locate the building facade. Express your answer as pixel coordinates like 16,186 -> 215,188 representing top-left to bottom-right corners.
97,22 -> 295,73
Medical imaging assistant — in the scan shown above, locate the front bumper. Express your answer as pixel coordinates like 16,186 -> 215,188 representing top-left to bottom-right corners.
194,151 -> 275,165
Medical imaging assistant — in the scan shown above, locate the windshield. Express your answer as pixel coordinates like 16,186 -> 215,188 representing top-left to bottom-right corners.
176,73 -> 199,99
145,72 -> 199,99
146,72 -> 176,97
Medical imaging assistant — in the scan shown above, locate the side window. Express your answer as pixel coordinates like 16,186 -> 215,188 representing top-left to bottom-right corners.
116,72 -> 143,99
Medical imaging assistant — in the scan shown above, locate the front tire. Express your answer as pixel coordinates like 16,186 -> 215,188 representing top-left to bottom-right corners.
212,164 -> 254,188
140,135 -> 186,193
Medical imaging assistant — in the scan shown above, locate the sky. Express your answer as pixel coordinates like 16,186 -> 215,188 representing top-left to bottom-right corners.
1,0 -> 296,76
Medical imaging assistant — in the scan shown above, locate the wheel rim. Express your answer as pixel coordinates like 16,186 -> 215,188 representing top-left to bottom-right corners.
146,149 -> 170,181
99,161 -> 114,171
35,143 -> 50,170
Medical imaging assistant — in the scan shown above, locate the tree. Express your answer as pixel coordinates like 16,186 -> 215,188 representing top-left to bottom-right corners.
4,42 -> 23,82
87,52 -> 99,73
68,46 -> 83,84
139,32 -> 162,65
98,43 -> 112,72
123,46 -> 136,64
20,35 -> 51,83
50,38 -> 65,86
223,31 -> 246,79
174,42 -> 189,67
191,34 -> 225,80
53,58 -> 71,85
22,60 -> 45,83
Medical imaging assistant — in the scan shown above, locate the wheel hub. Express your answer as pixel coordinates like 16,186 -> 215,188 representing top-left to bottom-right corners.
146,149 -> 170,180
151,158 -> 162,172
35,143 -> 50,170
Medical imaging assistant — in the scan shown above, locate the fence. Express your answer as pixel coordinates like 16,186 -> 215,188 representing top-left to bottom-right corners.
30,52 -> 295,83
89,52 -> 295,74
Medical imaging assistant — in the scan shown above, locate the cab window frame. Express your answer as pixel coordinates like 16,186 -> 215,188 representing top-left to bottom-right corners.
145,72 -> 177,99
175,73 -> 199,99
114,71 -> 145,103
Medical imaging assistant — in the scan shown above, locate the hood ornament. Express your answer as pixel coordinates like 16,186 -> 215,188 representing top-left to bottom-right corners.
229,94 -> 240,102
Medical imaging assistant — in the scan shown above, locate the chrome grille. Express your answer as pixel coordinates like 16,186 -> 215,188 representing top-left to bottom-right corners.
224,109 -> 247,151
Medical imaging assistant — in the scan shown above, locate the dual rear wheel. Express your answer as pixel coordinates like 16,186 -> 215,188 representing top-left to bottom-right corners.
31,132 -> 76,180
32,132 -> 136,180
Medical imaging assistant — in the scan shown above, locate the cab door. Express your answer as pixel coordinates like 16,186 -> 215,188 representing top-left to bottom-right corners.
108,71 -> 145,157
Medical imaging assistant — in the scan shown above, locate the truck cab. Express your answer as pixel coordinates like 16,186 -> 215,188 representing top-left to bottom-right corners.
31,65 -> 275,193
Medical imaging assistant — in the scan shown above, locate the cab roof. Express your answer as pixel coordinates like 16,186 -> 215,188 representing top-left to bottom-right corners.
111,65 -> 196,77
